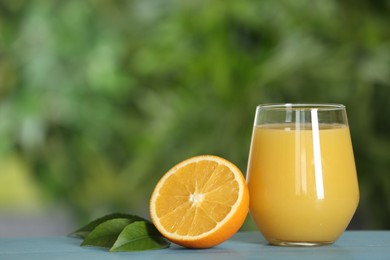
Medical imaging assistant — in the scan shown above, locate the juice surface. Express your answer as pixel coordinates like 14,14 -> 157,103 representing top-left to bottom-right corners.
246,123 -> 359,243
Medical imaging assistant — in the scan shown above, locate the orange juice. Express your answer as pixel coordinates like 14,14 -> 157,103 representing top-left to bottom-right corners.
246,123 -> 359,245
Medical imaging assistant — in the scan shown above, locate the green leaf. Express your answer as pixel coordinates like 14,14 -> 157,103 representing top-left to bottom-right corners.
110,221 -> 170,252
81,218 -> 134,248
70,213 -> 145,239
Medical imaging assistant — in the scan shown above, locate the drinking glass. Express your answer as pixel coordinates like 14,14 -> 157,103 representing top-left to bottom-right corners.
246,104 -> 359,246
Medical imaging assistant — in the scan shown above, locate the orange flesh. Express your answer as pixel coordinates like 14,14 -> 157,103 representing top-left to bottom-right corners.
155,161 -> 239,236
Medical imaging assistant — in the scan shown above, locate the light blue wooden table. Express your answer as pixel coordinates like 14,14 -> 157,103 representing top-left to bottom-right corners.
0,231 -> 389,260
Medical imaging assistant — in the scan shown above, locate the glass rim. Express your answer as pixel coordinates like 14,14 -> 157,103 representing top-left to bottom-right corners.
256,103 -> 345,111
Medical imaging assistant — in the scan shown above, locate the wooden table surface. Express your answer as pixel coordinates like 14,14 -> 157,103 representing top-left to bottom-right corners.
0,231 -> 389,260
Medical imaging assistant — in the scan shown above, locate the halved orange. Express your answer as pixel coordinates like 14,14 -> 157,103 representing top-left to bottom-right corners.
149,155 -> 249,248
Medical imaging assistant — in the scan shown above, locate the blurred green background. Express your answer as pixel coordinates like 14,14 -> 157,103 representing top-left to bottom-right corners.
0,0 -> 389,236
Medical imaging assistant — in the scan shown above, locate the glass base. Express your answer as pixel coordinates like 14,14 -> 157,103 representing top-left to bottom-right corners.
268,239 -> 334,247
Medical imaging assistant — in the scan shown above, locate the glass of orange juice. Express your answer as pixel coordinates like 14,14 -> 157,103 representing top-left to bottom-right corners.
246,104 -> 359,246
